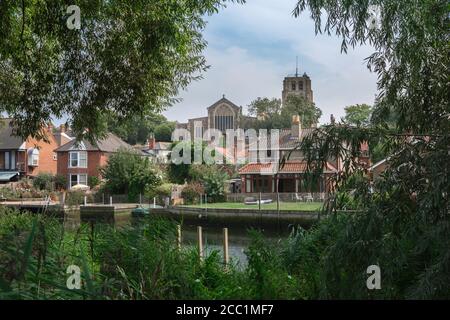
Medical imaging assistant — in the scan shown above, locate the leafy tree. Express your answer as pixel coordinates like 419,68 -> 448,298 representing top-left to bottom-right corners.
101,149 -> 162,201
106,112 -> 171,145
245,95 -> 322,130
88,176 -> 100,189
167,141 -> 215,184
247,98 -> 282,117
344,104 -> 372,126
282,95 -> 322,128
154,123 -> 176,142
292,0 -> 449,298
201,170 -> 228,202
0,0 -> 243,141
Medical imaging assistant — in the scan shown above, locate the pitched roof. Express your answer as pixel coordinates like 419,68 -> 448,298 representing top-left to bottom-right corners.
239,161 -> 337,175
248,127 -> 315,151
155,142 -> 172,151
0,119 -> 25,150
55,133 -> 135,153
207,97 -> 240,111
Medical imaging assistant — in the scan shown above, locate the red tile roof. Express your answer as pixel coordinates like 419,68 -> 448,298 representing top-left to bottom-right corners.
238,161 -> 337,175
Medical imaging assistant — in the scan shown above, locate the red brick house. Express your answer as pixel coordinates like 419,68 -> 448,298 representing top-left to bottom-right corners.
0,118 -> 62,183
55,133 -> 135,189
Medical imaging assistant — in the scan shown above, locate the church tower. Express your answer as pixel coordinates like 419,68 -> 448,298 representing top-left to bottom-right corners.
282,58 -> 313,105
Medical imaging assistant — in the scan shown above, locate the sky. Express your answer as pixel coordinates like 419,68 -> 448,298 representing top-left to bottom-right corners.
163,0 -> 378,125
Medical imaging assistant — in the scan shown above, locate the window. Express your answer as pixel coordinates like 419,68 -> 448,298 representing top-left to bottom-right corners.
291,82 -> 296,90
27,148 -> 39,166
5,152 -> 10,169
70,174 -> 88,188
69,151 -> 87,168
298,81 -> 304,90
194,121 -> 203,139
53,152 -> 57,161
10,152 -> 15,169
246,176 -> 252,193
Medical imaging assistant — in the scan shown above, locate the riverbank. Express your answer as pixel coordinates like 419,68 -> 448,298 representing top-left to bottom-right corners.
153,206 -> 321,228
183,202 -> 323,211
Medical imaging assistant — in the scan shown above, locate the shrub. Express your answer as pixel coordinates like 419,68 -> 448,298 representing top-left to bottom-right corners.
181,182 -> 204,204
54,175 -> 67,190
32,173 -> 53,191
101,149 -> 163,202
88,176 -> 100,188
201,170 -> 228,203
148,183 -> 173,203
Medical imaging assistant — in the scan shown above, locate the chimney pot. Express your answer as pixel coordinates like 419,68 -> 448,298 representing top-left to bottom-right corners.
291,115 -> 302,138
148,135 -> 156,150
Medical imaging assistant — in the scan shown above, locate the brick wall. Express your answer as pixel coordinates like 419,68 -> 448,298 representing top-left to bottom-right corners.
57,150 -> 110,185
25,128 -> 59,176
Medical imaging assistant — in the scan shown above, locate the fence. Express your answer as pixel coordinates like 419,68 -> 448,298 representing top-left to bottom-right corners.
62,192 -> 166,206
226,192 -> 328,203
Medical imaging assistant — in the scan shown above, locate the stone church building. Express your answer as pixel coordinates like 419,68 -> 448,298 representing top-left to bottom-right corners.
176,72 -> 314,139
176,95 -> 255,139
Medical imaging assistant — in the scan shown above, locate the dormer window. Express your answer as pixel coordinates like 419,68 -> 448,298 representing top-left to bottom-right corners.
27,148 -> 39,167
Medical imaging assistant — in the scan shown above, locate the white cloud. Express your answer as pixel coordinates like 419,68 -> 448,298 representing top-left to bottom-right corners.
164,0 -> 378,124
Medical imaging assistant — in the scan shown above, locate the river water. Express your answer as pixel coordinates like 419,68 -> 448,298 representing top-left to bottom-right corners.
72,210 -> 308,267
179,221 -> 298,267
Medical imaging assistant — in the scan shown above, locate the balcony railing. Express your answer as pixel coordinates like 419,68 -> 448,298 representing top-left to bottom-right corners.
0,162 -> 26,172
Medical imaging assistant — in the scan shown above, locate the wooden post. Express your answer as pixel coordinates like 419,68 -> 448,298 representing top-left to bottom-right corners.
102,193 -> 105,205
259,192 -> 261,211
109,196 -> 113,205
223,228 -> 229,266
84,196 -> 87,206
277,192 -> 280,213
139,193 -> 142,205
197,226 -> 203,261
177,225 -> 182,250
153,197 -> 156,208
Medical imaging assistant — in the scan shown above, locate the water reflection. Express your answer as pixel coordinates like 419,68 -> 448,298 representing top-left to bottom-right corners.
67,209 -> 302,266
180,223 -> 292,267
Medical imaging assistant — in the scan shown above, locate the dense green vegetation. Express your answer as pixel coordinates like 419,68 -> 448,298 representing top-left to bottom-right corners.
343,104 -> 372,127
0,208 -> 301,300
291,0 -> 450,298
105,113 -> 176,145
0,0 -> 244,141
4,207 -> 436,299
243,95 -> 322,129
100,149 -> 163,202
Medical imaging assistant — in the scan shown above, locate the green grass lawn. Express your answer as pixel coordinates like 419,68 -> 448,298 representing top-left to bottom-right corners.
183,201 -> 323,212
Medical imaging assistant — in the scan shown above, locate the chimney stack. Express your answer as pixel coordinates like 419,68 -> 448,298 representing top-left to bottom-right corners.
291,115 -> 301,138
148,134 -> 156,150
59,124 -> 66,133
330,114 -> 336,125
